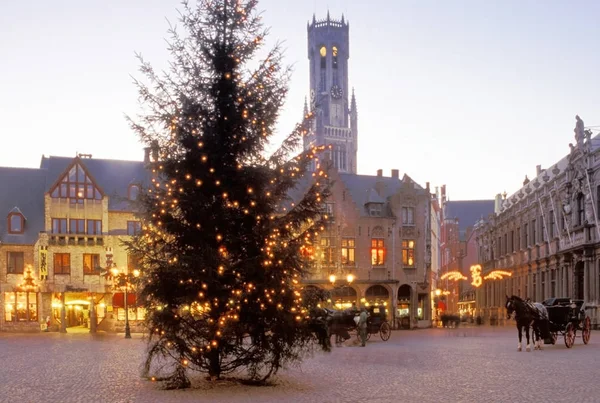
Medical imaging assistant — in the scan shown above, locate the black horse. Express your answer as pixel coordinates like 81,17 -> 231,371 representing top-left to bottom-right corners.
505,295 -> 548,351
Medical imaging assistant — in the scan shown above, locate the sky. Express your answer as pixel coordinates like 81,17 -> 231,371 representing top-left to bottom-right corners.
2,0 -> 600,200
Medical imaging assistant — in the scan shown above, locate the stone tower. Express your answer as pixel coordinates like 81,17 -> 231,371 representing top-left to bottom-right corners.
304,12 -> 358,174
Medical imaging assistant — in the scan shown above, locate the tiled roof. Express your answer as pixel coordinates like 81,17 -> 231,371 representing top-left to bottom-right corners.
0,167 -> 48,245
40,156 -> 150,211
339,173 -> 426,217
444,200 -> 495,240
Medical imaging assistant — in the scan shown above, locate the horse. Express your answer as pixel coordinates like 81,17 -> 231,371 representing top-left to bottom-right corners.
505,295 -> 549,352
320,307 -> 360,346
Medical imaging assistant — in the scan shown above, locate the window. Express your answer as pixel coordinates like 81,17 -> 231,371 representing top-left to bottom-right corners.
8,213 -> 24,234
87,219 -> 102,235
402,207 -> 414,225
577,193 -> 585,225
503,234 -> 507,255
7,252 -> 24,274
549,211 -> 555,238
320,237 -> 335,264
4,292 -> 37,322
524,224 -> 529,247
69,219 -> 85,234
51,218 -> 67,234
369,203 -> 383,217
551,269 -> 556,297
127,254 -> 142,272
540,216 -> 546,242
54,253 -> 70,274
83,254 -> 100,274
371,238 -> 385,266
127,221 -> 141,236
341,238 -> 355,265
319,45 -> 326,68
510,230 -> 515,252
128,184 -> 140,200
402,240 -> 415,266
332,45 -> 338,69
49,163 -> 102,203
531,219 -> 536,244
516,227 -> 521,251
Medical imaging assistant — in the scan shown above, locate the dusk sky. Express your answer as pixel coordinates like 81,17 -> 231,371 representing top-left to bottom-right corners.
2,0 -> 600,200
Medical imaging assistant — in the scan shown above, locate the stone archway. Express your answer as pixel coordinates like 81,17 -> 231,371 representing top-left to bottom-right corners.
330,286 -> 357,309
365,285 -> 390,306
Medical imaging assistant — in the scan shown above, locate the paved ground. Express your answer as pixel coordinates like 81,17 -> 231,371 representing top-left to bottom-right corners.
1,326 -> 599,403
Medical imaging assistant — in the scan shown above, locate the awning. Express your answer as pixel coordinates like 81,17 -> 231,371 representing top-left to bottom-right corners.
112,293 -> 137,308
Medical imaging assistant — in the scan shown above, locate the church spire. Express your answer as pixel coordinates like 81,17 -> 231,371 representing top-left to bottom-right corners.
303,96 -> 309,117
350,87 -> 357,114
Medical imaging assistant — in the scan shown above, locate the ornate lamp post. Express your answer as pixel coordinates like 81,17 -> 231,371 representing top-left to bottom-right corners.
110,267 -> 140,339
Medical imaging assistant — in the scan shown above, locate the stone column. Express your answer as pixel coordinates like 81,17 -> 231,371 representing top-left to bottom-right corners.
390,286 -> 398,329
584,258 -> 590,302
562,264 -> 568,297
60,292 -> 67,333
89,293 -> 97,334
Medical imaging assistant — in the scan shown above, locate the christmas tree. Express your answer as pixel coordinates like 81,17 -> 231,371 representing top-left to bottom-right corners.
127,0 -> 332,388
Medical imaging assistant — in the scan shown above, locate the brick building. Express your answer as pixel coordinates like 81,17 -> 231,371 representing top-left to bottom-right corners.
439,185 -> 494,316
0,152 -> 151,332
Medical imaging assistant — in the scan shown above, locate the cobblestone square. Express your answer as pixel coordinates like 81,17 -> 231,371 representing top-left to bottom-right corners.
1,327 -> 599,403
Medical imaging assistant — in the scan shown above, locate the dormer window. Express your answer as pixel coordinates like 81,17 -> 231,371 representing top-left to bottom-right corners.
128,184 -> 140,200
368,203 -> 383,217
8,212 -> 25,234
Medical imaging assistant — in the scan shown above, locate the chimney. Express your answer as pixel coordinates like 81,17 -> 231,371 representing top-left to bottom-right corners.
151,140 -> 159,162
144,147 -> 151,163
426,181 -> 430,191
536,165 -> 542,176
391,169 -> 399,179
441,184 -> 447,203
376,169 -> 383,177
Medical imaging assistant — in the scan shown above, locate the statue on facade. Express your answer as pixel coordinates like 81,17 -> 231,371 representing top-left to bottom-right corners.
575,115 -> 585,147
585,192 -> 595,224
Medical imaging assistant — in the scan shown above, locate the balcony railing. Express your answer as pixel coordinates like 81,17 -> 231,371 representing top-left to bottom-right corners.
49,234 -> 104,247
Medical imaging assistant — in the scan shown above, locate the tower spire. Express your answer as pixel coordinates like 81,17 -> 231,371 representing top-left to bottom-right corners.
303,96 -> 309,117
326,10 -> 330,22
350,87 -> 357,114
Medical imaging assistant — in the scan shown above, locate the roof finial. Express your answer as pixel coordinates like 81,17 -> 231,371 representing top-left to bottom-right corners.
312,13 -> 316,23
350,87 -> 357,113
341,14 -> 345,24
327,10 -> 330,22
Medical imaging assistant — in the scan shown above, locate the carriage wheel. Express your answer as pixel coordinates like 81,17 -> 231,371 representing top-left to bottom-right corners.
564,323 -> 575,348
379,322 -> 391,341
582,316 -> 591,345
366,331 -> 372,341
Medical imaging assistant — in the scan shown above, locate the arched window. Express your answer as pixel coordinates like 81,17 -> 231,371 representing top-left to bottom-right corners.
8,212 -> 24,234
577,193 -> 585,225
332,46 -> 338,69
128,184 -> 140,200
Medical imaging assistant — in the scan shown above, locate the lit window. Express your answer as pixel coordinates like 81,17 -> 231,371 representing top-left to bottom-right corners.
83,254 -> 100,275
371,238 -> 385,266
402,240 -> 415,267
4,292 -> 37,322
341,238 -> 355,265
50,163 -> 102,202
320,237 -> 335,264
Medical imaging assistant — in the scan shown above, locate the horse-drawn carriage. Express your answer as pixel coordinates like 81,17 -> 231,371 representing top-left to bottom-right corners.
542,298 -> 591,348
327,305 -> 392,345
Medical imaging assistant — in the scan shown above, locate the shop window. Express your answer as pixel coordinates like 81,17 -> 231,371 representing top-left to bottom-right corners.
7,251 -> 24,274
4,292 -> 37,322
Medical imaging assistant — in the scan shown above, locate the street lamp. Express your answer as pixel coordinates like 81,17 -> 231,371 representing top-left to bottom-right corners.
111,267 -> 139,339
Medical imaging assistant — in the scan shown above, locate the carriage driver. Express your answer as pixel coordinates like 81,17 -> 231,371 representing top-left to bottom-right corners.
358,307 -> 368,347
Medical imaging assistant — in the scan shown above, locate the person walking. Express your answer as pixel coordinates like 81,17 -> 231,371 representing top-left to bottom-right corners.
358,307 -> 368,347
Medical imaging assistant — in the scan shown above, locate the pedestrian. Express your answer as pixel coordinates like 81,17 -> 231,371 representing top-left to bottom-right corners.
358,307 -> 368,347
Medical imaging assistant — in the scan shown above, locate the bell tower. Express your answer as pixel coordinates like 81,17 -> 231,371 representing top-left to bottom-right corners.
304,12 -> 357,174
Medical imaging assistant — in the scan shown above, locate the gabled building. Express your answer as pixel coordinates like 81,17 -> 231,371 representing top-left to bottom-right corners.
439,185 -> 494,316
0,151 -> 152,332
301,168 -> 433,329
